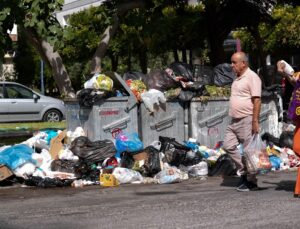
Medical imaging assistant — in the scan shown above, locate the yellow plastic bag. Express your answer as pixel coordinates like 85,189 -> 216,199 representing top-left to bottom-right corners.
96,74 -> 113,91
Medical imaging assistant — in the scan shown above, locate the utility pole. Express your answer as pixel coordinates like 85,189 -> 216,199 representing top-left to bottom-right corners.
40,59 -> 45,94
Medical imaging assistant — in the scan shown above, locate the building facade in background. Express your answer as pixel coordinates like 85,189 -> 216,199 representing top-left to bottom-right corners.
56,0 -> 104,26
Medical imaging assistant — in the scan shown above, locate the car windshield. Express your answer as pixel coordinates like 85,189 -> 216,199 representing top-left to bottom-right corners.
6,84 -> 34,99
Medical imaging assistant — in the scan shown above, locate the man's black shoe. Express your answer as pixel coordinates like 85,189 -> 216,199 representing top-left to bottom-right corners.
247,181 -> 259,191
236,183 -> 250,192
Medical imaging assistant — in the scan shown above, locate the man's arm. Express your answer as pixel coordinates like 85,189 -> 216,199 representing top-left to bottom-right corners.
252,96 -> 261,134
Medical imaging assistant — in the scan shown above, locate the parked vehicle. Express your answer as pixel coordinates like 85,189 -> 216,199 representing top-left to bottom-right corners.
0,82 -> 65,122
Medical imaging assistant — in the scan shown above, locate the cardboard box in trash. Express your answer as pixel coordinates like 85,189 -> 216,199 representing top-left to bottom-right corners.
100,174 -> 119,187
0,164 -> 13,181
49,130 -> 67,159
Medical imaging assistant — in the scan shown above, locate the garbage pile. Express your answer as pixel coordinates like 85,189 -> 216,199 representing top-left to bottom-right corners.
0,126 -> 299,188
77,62 -> 233,113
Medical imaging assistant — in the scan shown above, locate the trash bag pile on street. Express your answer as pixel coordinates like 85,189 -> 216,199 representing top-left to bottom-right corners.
77,62 -> 233,113
1,64 -> 299,188
0,125 -> 299,188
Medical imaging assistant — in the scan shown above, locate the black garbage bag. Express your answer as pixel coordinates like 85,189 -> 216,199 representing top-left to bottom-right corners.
77,88 -> 113,107
50,159 -> 92,178
120,151 -> 135,169
178,90 -> 194,101
193,65 -> 214,85
261,132 -> 280,146
178,82 -> 208,101
169,62 -> 194,82
142,146 -> 161,177
208,154 -> 236,176
70,136 -> 116,165
279,131 -> 294,149
213,63 -> 236,87
159,136 -> 200,167
143,69 -> 180,92
123,71 -> 147,81
24,176 -> 74,188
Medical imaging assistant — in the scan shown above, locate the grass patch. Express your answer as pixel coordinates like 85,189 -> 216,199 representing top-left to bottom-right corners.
0,121 -> 66,131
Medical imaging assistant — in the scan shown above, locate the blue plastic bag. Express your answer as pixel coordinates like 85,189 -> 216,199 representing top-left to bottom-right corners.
269,155 -> 282,170
0,144 -> 35,170
115,132 -> 143,158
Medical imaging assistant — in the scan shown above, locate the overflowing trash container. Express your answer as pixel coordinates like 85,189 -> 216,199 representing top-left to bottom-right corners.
65,72 -> 139,142
188,96 -> 282,148
139,100 -> 186,146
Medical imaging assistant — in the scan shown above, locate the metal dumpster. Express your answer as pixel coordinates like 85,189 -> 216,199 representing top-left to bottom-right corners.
188,96 -> 281,148
65,72 -> 138,142
260,97 -> 282,138
188,97 -> 230,148
64,98 -> 90,132
139,100 -> 187,146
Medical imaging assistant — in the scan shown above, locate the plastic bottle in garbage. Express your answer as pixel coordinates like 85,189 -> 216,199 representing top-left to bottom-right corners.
279,60 -> 294,76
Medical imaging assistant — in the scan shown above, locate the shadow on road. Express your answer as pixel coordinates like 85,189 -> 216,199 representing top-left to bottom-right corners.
135,191 -> 179,196
262,180 -> 295,192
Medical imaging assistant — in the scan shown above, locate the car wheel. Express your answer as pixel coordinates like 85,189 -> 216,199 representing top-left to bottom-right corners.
43,109 -> 62,122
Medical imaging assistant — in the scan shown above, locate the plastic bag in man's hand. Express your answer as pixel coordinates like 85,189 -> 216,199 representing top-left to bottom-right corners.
244,134 -> 272,174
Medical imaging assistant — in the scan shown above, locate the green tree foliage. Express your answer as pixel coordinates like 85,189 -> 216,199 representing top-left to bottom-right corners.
234,5 -> 300,54
232,3 -> 300,86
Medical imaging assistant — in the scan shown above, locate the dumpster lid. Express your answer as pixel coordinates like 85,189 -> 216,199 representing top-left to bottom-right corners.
64,72 -> 138,112
104,71 -> 138,112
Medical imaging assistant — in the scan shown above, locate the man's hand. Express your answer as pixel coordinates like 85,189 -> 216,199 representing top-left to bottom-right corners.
252,96 -> 261,134
252,119 -> 260,134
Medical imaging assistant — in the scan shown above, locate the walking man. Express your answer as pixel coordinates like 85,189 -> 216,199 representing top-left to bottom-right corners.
223,52 -> 262,191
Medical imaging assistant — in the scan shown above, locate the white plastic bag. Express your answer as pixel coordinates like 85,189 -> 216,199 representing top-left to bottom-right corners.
84,73 -> 99,89
187,161 -> 208,177
112,167 -> 143,184
154,166 -> 182,184
141,89 -> 167,113
244,134 -> 272,174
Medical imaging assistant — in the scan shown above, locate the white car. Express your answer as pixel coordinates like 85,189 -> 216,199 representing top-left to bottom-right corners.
0,81 -> 65,122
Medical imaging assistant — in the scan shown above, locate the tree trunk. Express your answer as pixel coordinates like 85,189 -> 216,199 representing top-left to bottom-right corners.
110,54 -> 118,72
189,49 -> 193,65
208,33 -> 226,66
90,14 -> 119,74
24,28 -> 75,98
250,26 -> 267,86
173,49 -> 179,62
182,49 -> 187,63
90,1 -> 146,74
127,51 -> 132,72
139,46 -> 148,74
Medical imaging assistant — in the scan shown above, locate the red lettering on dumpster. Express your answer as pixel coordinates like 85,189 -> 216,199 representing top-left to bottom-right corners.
99,109 -> 119,116
208,127 -> 219,136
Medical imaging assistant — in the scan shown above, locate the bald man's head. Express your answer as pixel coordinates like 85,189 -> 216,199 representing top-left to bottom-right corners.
231,52 -> 249,76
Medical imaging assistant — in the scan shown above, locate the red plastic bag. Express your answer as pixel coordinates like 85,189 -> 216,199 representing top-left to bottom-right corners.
244,134 -> 272,174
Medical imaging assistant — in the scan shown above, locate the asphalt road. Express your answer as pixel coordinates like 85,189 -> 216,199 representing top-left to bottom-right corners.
0,170 -> 299,229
